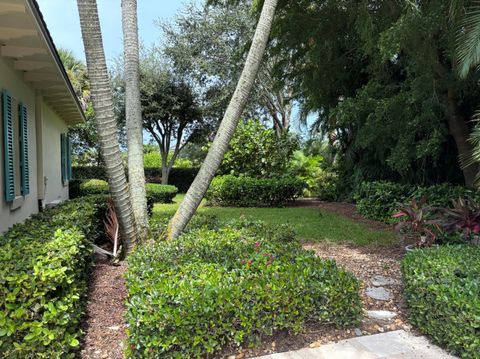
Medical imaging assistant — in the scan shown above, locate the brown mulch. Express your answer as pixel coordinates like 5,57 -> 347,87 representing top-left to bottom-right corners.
80,257 -> 127,359
80,201 -> 408,359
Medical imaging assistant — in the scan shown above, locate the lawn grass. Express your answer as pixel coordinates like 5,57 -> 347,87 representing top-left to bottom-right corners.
152,194 -> 396,246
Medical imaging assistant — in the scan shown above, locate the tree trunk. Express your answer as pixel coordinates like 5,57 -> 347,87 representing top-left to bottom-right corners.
122,0 -> 148,234
161,167 -> 170,185
167,0 -> 279,240
77,0 -> 138,252
446,88 -> 478,187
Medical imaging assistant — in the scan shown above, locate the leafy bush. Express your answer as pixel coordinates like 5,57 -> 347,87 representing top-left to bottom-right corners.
73,179 -> 178,216
354,181 -> 413,222
79,179 -> 109,196
402,246 -> 480,358
125,223 -> 362,358
72,166 -> 199,193
206,175 -> 306,207
72,166 -> 107,180
216,119 -> 298,178
0,195 -> 107,358
144,151 -> 193,169
354,181 -> 478,222
145,184 -> 178,216
145,183 -> 178,203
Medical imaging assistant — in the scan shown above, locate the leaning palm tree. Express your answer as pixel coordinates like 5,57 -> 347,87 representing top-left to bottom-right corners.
77,0 -> 138,252
122,0 -> 149,233
167,0 -> 279,240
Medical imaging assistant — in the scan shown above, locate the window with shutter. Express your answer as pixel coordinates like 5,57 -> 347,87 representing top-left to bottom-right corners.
67,135 -> 72,181
61,133 -> 67,185
19,103 -> 29,196
2,90 -> 14,202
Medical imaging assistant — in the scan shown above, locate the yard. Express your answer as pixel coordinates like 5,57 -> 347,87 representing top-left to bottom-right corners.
152,194 -> 396,246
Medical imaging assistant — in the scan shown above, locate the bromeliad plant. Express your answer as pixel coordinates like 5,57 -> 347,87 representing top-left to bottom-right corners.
393,197 -> 441,248
442,198 -> 480,244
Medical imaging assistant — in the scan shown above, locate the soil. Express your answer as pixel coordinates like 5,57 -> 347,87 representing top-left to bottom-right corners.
80,201 -> 409,359
80,257 -> 127,359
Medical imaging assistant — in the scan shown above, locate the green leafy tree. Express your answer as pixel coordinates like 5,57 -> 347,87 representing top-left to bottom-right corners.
159,0 -> 293,137
218,119 -> 297,178
271,0 -> 480,188
141,69 -> 202,184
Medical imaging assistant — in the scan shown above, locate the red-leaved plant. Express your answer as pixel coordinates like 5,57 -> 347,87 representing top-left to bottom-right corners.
442,198 -> 480,244
393,197 -> 441,248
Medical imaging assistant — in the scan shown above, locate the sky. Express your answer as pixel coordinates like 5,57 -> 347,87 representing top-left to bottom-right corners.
36,0 -> 193,65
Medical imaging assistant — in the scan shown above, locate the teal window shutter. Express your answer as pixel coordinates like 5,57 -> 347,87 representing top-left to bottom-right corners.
61,133 -> 66,185
66,135 -> 72,180
19,103 -> 29,196
2,90 -> 14,202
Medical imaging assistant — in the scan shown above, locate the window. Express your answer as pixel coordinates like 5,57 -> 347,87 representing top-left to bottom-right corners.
2,90 -> 30,203
61,133 -> 72,185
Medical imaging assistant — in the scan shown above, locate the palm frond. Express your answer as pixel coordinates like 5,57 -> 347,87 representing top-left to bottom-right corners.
456,3 -> 480,78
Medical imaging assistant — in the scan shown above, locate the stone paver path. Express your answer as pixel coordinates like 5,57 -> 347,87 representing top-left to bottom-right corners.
254,330 -> 456,359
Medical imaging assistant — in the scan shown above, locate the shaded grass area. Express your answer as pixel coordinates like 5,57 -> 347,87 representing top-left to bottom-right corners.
152,194 -> 396,246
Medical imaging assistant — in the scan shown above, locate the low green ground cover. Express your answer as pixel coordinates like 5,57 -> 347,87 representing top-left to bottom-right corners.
402,245 -> 480,358
0,195 -> 107,358
125,220 -> 362,358
153,194 -> 396,246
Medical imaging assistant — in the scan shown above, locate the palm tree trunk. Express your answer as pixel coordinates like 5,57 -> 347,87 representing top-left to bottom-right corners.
167,0 -> 279,240
77,0 -> 138,252
122,0 -> 148,233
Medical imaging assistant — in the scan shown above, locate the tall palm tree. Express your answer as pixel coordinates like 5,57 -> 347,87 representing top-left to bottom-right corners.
77,0 -> 138,252
167,0 -> 279,240
122,0 -> 149,233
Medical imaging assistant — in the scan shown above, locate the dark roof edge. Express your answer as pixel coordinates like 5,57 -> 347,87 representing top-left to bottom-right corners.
25,0 -> 86,123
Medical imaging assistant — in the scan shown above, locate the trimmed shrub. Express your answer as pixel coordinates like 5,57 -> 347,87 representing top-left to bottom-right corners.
125,223 -> 362,358
145,184 -> 178,216
145,184 -> 178,203
206,175 -> 306,207
402,246 -> 480,358
0,195 -> 107,358
72,166 -> 107,180
72,179 -> 178,216
72,166 -> 199,193
354,181 -> 413,222
79,179 -> 109,196
145,167 -> 199,193
354,181 -> 478,222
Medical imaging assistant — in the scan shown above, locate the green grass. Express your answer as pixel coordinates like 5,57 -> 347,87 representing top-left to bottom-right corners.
152,194 -> 396,246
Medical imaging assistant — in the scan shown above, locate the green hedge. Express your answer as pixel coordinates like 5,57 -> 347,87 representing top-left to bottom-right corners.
206,175 -> 306,207
145,184 -> 178,216
354,181 -> 478,222
125,222 -> 361,358
0,195 -> 107,358
72,166 -> 199,193
71,179 -> 178,216
402,246 -> 480,358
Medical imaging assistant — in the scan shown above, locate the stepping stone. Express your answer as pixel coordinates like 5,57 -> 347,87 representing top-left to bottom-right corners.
370,275 -> 396,286
366,310 -> 397,320
365,287 -> 393,301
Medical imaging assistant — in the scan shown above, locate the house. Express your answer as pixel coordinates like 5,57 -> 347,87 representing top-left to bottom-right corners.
0,0 -> 85,233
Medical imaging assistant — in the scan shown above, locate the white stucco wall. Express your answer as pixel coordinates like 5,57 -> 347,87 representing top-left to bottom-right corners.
0,57 -> 38,233
42,102 -> 69,205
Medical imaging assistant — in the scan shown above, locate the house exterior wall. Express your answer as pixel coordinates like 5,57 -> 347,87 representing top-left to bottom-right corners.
0,57 -> 71,233
42,102 -> 69,205
0,57 -> 38,233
